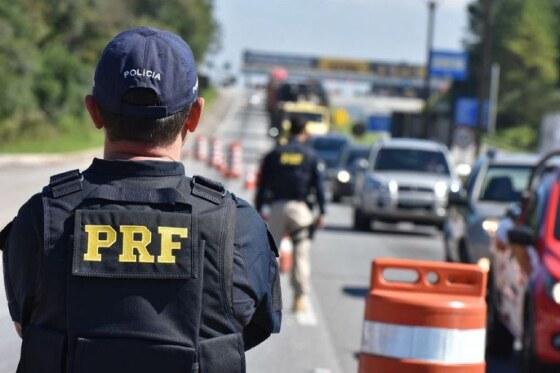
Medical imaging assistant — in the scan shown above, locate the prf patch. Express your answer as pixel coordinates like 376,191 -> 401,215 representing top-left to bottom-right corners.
73,209 -> 194,279
280,152 -> 304,166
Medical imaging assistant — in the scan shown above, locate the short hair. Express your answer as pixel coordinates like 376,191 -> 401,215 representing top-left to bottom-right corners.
99,88 -> 192,146
289,116 -> 306,136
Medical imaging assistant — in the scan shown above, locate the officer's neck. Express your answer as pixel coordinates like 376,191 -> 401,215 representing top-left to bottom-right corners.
103,138 -> 183,162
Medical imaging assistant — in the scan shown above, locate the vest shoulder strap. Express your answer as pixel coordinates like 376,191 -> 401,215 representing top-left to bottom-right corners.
191,175 -> 226,205
47,169 -> 83,198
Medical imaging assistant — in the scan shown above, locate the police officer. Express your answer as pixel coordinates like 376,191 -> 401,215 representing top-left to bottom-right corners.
256,117 -> 326,313
0,27 -> 281,373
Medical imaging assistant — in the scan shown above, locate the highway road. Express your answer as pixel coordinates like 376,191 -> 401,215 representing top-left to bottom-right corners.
0,88 -> 518,372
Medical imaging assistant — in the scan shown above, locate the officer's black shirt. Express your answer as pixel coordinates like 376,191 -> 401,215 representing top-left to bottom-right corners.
2,158 -> 281,350
256,139 -> 326,214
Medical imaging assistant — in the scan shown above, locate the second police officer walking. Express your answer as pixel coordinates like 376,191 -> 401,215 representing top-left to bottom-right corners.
0,27 -> 281,373
256,117 -> 326,314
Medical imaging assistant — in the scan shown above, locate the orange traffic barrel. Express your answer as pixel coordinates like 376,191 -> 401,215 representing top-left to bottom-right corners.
224,141 -> 243,178
358,258 -> 487,373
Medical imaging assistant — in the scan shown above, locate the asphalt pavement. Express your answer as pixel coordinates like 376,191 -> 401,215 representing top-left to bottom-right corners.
0,88 -> 518,372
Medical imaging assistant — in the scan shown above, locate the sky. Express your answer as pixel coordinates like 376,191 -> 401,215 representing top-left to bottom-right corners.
209,0 -> 473,73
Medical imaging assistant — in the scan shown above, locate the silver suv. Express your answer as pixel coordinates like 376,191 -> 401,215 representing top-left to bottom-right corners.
353,138 -> 459,231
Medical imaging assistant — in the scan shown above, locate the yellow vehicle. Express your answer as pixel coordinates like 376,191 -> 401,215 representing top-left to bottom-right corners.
277,101 -> 330,143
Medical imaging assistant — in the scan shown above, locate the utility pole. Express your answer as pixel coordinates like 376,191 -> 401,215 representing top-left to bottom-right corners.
423,0 -> 437,138
475,0 -> 494,155
488,63 -> 501,137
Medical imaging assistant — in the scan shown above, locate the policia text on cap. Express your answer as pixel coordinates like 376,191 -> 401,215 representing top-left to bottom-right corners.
0,27 -> 281,373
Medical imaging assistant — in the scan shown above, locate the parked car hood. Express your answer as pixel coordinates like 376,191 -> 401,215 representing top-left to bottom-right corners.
473,201 -> 510,219
368,171 -> 452,188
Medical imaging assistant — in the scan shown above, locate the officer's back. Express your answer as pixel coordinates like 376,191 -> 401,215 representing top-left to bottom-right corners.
0,27 -> 281,373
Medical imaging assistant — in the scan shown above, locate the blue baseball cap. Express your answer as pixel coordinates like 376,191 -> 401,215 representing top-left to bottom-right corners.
93,27 -> 199,119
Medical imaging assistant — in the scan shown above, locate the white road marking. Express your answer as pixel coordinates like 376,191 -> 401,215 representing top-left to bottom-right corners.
295,299 -> 318,326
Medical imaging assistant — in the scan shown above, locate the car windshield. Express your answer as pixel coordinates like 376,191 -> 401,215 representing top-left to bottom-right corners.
342,148 -> 369,168
373,148 -> 450,175
311,138 -> 348,168
290,112 -> 324,123
478,165 -> 532,203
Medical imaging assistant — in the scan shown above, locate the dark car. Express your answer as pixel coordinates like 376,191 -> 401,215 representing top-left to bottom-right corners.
445,151 -> 538,265
308,134 -> 351,198
331,145 -> 370,202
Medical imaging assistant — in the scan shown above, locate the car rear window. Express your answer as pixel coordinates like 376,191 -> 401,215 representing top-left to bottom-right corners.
342,148 -> 369,167
311,138 -> 348,168
478,165 -> 532,203
373,148 -> 450,175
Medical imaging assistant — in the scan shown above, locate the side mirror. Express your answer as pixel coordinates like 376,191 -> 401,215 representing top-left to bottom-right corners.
505,203 -> 522,221
507,226 -> 535,246
448,189 -> 469,207
356,158 -> 369,171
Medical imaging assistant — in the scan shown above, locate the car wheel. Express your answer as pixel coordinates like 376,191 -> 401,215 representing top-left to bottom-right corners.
353,209 -> 370,231
458,239 -> 471,263
486,279 -> 514,357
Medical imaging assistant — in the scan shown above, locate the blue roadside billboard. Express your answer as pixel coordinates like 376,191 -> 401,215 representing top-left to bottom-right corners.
455,97 -> 489,128
430,50 -> 468,81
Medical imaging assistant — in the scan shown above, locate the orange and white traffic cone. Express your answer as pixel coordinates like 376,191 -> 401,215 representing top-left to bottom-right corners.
224,141 -> 243,178
194,135 -> 208,161
244,165 -> 258,191
208,137 -> 225,172
279,237 -> 293,273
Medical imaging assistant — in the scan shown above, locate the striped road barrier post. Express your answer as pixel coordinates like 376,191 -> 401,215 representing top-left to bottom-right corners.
225,141 -> 243,178
208,137 -> 225,172
244,165 -> 258,191
194,135 -> 208,161
358,258 -> 487,373
278,237 -> 293,273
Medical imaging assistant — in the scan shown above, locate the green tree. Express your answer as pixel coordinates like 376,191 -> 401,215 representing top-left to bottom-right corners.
467,0 -> 559,134
0,0 -> 218,148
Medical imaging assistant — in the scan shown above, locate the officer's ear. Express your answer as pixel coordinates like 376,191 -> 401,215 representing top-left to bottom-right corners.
182,97 -> 205,137
85,95 -> 105,130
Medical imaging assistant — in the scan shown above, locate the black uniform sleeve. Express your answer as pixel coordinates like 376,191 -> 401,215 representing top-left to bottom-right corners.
2,194 -> 43,324
232,196 -> 281,350
311,156 -> 326,215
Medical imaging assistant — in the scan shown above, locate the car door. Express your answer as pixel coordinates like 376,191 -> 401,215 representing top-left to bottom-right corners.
499,178 -> 551,337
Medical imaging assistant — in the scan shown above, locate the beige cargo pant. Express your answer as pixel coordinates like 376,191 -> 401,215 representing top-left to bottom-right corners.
268,201 -> 314,298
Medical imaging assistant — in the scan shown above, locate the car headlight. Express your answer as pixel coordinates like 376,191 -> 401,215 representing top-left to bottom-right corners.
450,180 -> 461,193
544,269 -> 560,304
434,181 -> 448,198
482,219 -> 499,235
456,163 -> 472,178
337,170 -> 351,183
388,180 -> 398,194
477,257 -> 491,272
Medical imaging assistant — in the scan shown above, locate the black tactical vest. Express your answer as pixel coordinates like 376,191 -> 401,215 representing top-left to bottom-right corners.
16,170 -> 244,373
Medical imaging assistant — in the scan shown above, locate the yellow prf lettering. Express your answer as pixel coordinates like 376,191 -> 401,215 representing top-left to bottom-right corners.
84,225 -> 117,262
280,152 -> 303,166
158,227 -> 188,264
119,226 -> 155,263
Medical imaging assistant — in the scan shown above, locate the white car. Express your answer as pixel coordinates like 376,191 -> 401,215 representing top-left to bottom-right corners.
353,138 -> 459,231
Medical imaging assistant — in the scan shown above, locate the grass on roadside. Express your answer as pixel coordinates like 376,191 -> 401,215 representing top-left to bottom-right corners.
0,87 -> 219,154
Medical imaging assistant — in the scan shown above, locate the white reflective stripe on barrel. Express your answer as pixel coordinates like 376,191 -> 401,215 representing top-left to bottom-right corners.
361,320 -> 486,364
